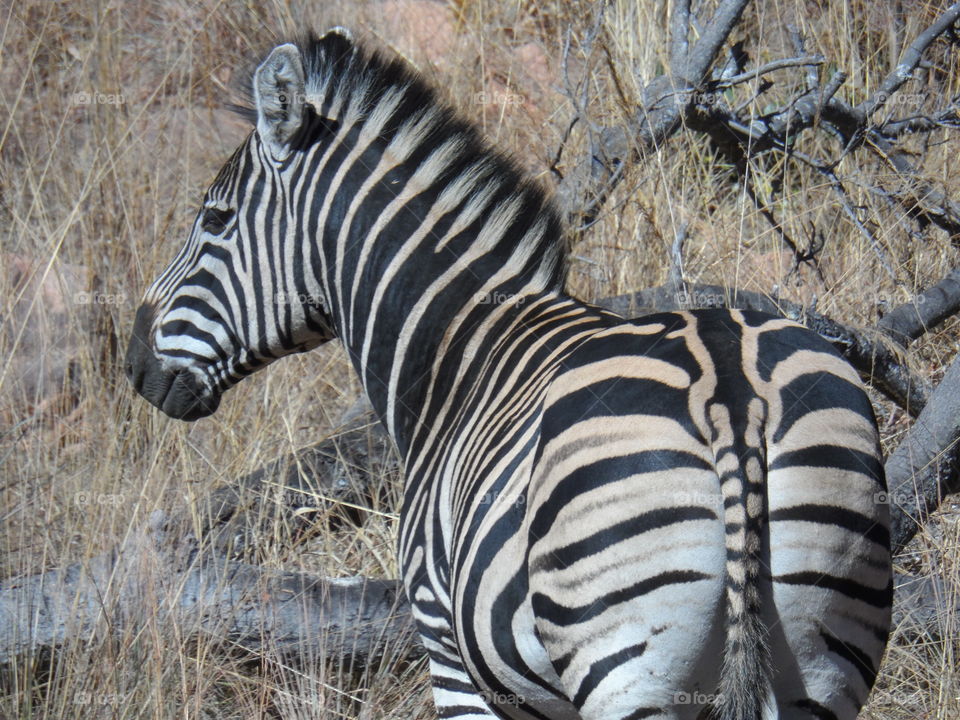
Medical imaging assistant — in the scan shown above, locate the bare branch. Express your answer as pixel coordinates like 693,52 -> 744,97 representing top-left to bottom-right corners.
714,55 -> 825,90
820,69 -> 848,107
558,0 -> 752,230
0,420 -> 415,666
670,0 -> 692,75
668,222 -> 688,294
878,268 -> 960,346
864,130 -> 960,240
788,26 -> 821,90
880,100 -> 960,137
887,352 -> 960,553
821,168 -> 899,279
558,0 -> 960,241
0,510 -> 419,664
682,0 -> 752,86
858,3 -> 960,122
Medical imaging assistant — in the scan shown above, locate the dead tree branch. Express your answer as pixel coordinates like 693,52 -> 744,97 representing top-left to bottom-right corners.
0,510 -> 418,664
676,0 -> 751,86
557,1 -> 960,245
1,424 -> 415,667
887,352 -> 960,553
858,3 -> 960,121
556,0 -> 750,231
877,268 -> 960,346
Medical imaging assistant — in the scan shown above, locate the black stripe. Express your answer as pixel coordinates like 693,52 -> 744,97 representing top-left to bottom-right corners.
820,630 -> 878,687
529,452 -> 715,542
439,705 -> 495,719
792,698 -> 840,720
621,709 -> 663,720
430,676 -> 480,695
769,504 -> 889,548
532,570 -> 712,626
774,571 -> 892,608
551,649 -> 574,677
158,322 -> 230,363
773,372 -> 874,444
754,323 -> 839,381
770,445 -> 883,485
536,505 -> 718,572
572,641 -> 648,707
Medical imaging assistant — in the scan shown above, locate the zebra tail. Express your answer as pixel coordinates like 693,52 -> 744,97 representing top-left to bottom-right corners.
709,401 -> 772,720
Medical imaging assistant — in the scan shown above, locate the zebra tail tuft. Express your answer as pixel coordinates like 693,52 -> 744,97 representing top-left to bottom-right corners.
708,400 -> 772,720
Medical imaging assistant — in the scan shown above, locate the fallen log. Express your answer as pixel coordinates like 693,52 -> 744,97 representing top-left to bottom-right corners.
0,509 -> 417,665
886,353 -> 960,553
876,268 -> 960,347
1,419 -> 414,668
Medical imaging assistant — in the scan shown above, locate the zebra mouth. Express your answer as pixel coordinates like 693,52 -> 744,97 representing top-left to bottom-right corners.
125,304 -> 222,421
126,361 -> 221,421
158,368 -> 221,420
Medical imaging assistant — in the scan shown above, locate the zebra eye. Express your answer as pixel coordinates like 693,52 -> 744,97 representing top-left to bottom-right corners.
201,206 -> 235,235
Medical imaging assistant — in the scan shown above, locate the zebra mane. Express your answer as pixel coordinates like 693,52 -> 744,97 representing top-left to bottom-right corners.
281,30 -> 567,288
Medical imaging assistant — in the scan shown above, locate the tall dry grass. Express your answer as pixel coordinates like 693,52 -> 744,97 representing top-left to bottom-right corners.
0,0 -> 957,718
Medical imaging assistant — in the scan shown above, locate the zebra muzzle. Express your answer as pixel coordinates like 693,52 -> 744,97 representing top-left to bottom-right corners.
125,304 -> 222,421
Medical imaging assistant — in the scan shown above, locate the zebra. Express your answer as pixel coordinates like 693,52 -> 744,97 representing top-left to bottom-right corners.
125,30 -> 892,720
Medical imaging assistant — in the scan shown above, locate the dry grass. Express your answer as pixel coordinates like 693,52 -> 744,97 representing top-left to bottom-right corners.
1,0 -> 958,717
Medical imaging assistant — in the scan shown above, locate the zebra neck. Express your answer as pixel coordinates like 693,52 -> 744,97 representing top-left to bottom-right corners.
305,151 -> 565,455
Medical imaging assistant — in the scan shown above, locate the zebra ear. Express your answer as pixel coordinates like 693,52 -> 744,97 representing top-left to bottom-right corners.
254,43 -> 306,159
321,26 -> 353,42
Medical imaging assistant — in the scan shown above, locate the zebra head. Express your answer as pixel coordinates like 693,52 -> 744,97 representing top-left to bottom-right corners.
126,40 -> 338,420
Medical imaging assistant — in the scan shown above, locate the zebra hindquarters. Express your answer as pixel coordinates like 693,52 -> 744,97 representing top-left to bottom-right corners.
762,365 -> 891,720
526,412 -> 729,720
